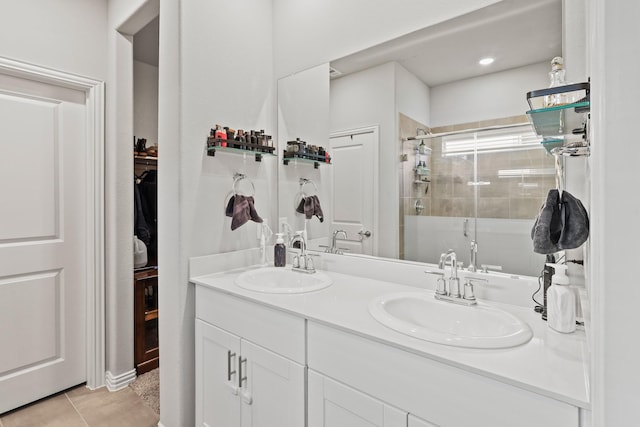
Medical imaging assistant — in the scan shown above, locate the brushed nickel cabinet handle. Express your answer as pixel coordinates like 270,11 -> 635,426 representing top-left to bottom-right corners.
227,351 -> 236,382
238,356 -> 248,388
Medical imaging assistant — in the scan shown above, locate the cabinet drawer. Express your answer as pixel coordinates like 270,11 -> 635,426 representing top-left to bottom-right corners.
196,285 -> 305,364
308,321 -> 578,427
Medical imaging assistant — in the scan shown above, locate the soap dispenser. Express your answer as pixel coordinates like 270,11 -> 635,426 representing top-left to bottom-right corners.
546,263 -> 575,333
274,233 -> 286,267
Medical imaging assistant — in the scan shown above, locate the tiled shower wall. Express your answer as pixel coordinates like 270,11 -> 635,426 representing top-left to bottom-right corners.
399,113 -> 555,260
398,114 -> 431,259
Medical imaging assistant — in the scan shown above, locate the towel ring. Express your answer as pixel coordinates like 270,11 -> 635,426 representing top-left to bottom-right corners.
294,178 -> 317,210
233,173 -> 256,197
299,178 -> 318,197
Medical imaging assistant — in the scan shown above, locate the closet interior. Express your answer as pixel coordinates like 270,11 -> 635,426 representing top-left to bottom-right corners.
133,16 -> 159,375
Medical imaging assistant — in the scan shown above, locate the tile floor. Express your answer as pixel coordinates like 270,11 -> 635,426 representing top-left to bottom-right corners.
0,384 -> 159,427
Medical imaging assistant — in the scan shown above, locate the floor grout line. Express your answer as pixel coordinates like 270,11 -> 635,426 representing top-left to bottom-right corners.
65,392 -> 90,427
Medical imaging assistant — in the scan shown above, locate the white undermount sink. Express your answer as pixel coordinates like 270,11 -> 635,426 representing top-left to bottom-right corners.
368,291 -> 533,349
235,266 -> 333,294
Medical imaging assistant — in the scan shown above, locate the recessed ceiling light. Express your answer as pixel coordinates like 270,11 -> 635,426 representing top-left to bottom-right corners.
479,57 -> 495,66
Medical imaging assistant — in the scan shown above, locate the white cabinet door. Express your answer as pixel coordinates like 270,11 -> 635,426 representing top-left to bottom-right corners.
240,340 -> 305,427
196,319 -> 241,427
408,414 -> 438,427
309,370 -> 406,427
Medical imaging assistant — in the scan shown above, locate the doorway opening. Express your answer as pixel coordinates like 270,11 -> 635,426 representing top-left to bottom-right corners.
132,15 -> 160,376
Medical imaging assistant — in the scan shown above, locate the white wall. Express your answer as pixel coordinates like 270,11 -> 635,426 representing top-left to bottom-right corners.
273,0 -> 502,79
395,63 -> 430,127
330,62 -> 431,259
0,0 -> 107,80
430,62 -> 549,127
159,0 -> 275,425
278,64 -> 331,242
331,63 -> 397,258
106,0 -> 159,389
134,60 -> 158,147
589,0 -> 640,425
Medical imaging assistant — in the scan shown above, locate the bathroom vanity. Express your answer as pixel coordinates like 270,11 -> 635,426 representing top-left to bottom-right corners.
190,252 -> 589,427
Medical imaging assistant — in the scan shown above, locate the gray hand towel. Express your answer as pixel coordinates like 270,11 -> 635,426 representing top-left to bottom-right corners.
531,189 -> 563,254
296,195 -> 324,222
225,195 -> 263,230
558,191 -> 589,250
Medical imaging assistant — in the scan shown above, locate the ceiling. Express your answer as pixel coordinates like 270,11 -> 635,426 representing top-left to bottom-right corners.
133,16 -> 159,67
330,0 -> 562,87
129,1 -> 562,83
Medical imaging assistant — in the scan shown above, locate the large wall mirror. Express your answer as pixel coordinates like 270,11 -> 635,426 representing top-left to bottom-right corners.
277,0 -> 581,277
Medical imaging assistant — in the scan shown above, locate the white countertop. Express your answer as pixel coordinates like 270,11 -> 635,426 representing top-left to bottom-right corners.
191,264 -> 590,409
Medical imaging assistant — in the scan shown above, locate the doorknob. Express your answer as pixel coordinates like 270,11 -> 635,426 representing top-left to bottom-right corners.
358,230 -> 372,240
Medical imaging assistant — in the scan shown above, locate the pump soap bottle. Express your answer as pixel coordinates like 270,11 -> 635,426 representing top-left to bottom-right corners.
546,263 -> 576,333
274,233 -> 286,267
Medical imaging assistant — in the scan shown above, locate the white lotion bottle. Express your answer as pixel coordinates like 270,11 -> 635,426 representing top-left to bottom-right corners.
546,263 -> 576,333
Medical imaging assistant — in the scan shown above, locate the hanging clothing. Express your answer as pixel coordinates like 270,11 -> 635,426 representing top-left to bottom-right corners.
137,170 -> 158,256
134,181 -> 151,246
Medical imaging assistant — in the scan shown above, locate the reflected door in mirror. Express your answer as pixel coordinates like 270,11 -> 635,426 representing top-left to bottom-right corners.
330,129 -> 376,255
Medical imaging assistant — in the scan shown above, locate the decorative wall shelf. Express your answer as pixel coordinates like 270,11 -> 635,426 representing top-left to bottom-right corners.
283,152 -> 331,169
526,81 -> 591,158
206,138 -> 276,162
526,101 -> 589,137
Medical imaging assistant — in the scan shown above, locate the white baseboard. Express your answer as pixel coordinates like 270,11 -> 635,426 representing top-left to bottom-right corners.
105,369 -> 136,391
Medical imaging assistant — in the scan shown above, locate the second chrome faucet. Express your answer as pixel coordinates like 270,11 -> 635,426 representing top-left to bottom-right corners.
289,231 -> 316,274
427,249 -> 487,306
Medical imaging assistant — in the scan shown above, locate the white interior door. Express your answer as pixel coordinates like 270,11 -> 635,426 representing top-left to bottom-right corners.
330,128 -> 377,255
0,74 -> 88,413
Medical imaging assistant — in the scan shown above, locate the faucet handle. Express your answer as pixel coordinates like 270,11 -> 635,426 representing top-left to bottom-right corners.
481,264 -> 503,273
288,250 -> 299,268
463,276 -> 488,301
424,270 -> 444,277
425,270 -> 446,295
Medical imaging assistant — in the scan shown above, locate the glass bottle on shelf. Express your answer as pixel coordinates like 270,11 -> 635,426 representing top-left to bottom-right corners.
544,56 -> 569,107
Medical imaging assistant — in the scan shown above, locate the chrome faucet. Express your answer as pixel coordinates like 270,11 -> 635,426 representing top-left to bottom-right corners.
289,232 -> 316,274
332,230 -> 347,252
426,249 -> 487,306
468,240 -> 478,272
320,230 -> 349,254
438,249 -> 461,298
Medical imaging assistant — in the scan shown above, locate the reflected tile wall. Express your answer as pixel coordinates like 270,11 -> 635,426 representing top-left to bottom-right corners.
399,113 -> 432,259
400,115 -> 555,224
